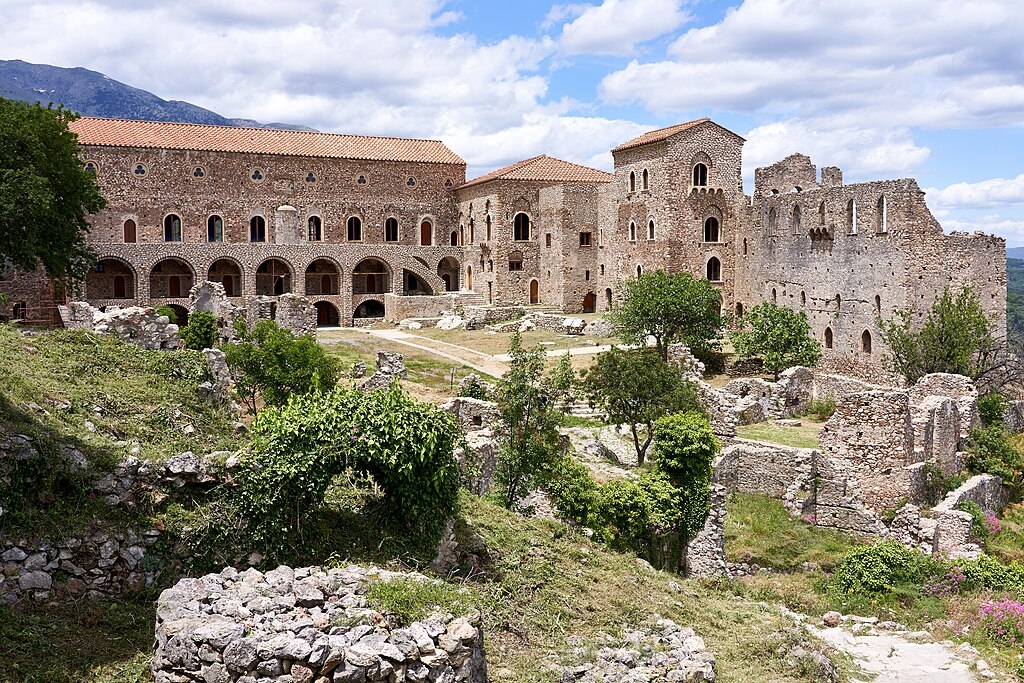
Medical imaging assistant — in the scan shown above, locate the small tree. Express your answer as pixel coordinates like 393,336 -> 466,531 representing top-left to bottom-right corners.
651,411 -> 718,548
582,347 -> 699,464
610,270 -> 723,360
494,332 -> 564,509
223,318 -> 339,413
730,302 -> 822,380
881,285 -> 997,384
180,309 -> 219,350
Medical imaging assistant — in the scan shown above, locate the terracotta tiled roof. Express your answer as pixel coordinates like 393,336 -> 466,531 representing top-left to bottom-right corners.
68,117 -> 465,165
611,118 -> 744,153
461,155 -> 613,189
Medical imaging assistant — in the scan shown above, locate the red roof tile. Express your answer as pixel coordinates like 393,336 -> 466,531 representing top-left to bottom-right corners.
611,118 -> 744,153
68,117 -> 465,165
461,155 -> 613,189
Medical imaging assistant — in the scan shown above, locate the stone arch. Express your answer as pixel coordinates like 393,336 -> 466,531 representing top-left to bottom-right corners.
513,197 -> 530,214
256,258 -> 294,295
166,304 -> 189,327
314,301 -> 340,327
703,216 -> 720,242
208,257 -> 243,297
306,258 -> 341,295
438,256 -> 460,292
87,257 -> 136,300
150,257 -> 195,299
403,270 -> 433,295
249,213 -> 267,242
824,327 -> 834,349
529,279 -> 540,304
354,300 -> 385,319
767,207 -> 777,236
691,151 -> 711,187
354,258 -> 391,295
861,329 -> 872,354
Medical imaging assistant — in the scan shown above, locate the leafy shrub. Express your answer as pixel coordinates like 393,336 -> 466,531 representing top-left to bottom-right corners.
155,305 -> 177,323
237,385 -> 462,556
978,392 -> 1007,428
180,309 -> 218,350
541,456 -> 597,524
652,411 -> 717,541
826,542 -> 940,599
801,398 -> 837,422
365,577 -> 477,626
966,425 -> 1024,494
223,319 -> 339,413
920,462 -> 957,506
458,375 -> 491,401
590,478 -> 651,552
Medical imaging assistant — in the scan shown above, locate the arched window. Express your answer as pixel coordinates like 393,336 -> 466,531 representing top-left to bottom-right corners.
636,264 -> 643,277
420,220 -> 432,245
861,330 -> 872,354
703,216 -> 720,242
123,219 -> 137,244
347,216 -> 362,241
208,215 -> 224,242
250,216 -> 266,242
385,217 -> 399,242
692,163 -> 708,187
876,195 -> 887,233
163,214 -> 182,242
792,204 -> 801,231
629,221 -> 637,241
824,327 -> 833,349
629,171 -> 636,193
450,230 -> 459,246
706,257 -> 722,282
642,168 -> 649,190
847,198 -> 857,234
772,288 -> 777,302
307,215 -> 322,242
768,207 -> 777,236
648,219 -> 655,240
513,213 -> 531,241
508,251 -> 524,271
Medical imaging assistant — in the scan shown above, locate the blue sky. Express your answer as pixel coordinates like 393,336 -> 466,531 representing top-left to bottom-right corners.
3,0 -> 1023,244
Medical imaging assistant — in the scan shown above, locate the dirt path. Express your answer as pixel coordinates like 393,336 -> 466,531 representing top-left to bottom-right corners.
344,327 -> 615,378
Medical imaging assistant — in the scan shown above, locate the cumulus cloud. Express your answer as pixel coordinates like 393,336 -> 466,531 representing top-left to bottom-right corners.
550,0 -> 692,56
600,0 -> 1024,129
924,174 -> 1024,211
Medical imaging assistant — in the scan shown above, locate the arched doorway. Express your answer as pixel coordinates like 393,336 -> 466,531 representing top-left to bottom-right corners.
529,279 -> 539,304
605,288 -> 613,309
467,265 -> 473,290
583,292 -> 597,313
354,300 -> 385,319
354,259 -> 390,294
437,257 -> 460,291
305,259 -> 340,295
256,259 -> 293,295
314,301 -> 340,327
150,258 -> 195,299
87,258 -> 135,300
420,220 -> 432,246
208,259 -> 242,297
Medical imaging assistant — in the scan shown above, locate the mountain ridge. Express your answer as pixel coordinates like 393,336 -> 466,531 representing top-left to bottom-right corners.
0,59 -> 314,131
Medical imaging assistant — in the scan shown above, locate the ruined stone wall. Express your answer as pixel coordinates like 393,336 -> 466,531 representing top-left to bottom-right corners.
152,565 -> 487,683
0,264 -> 63,326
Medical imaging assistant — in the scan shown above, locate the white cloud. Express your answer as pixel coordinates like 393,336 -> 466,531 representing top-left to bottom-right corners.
600,0 -> 1024,128
554,0 -> 692,56
939,217 -> 1024,246
924,174 -> 1024,211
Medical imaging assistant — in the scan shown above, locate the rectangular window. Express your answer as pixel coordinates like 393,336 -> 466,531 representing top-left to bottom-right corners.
579,232 -> 592,247
545,233 -> 552,248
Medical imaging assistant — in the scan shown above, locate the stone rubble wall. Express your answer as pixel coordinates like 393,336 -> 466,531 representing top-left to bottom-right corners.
65,301 -> 180,350
152,564 -> 487,683
462,305 -> 523,330
487,311 -> 586,335
685,484 -> 728,578
359,351 -> 409,392
189,281 -> 247,342
253,293 -> 317,337
442,397 -> 500,496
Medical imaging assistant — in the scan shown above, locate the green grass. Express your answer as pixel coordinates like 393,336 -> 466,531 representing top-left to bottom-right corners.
725,493 -> 860,571
735,421 -> 822,449
0,596 -> 155,682
0,325 -> 239,464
